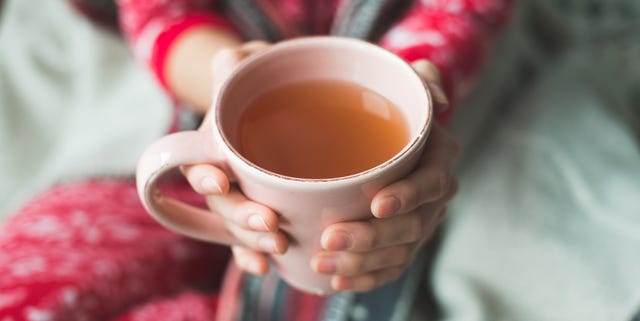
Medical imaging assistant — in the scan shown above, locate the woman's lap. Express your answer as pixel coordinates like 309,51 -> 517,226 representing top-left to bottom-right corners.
0,178 -> 229,321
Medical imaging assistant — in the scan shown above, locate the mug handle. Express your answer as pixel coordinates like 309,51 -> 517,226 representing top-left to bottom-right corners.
136,130 -> 238,245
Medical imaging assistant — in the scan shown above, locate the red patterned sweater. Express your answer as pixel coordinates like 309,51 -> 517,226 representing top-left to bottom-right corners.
1,1 -> 514,320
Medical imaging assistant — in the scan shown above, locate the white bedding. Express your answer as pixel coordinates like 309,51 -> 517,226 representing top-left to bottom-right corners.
426,1 -> 640,319
0,0 -> 172,220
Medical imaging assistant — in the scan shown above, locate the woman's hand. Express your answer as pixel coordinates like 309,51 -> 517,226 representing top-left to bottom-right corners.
311,60 -> 460,292
181,41 -> 290,275
183,51 -> 460,289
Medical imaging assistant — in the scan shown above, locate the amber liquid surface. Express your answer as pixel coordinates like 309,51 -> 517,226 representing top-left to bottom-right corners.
237,80 -> 409,179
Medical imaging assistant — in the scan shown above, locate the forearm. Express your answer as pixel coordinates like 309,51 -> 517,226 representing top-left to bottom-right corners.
116,0 -> 243,114
165,27 -> 242,113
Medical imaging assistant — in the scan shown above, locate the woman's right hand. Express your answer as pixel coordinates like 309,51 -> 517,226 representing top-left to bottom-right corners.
181,42 -> 289,275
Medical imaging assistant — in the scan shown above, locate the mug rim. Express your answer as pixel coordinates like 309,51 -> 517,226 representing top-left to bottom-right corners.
213,36 -> 433,186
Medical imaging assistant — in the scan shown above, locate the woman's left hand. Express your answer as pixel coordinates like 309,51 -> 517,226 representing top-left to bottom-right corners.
311,60 -> 460,292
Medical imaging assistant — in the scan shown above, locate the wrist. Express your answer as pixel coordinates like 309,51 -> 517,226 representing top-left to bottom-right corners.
154,14 -> 242,111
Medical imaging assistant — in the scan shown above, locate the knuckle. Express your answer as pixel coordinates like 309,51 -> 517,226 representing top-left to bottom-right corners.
408,214 -> 425,242
360,224 -> 379,249
452,140 -> 462,160
399,181 -> 420,211
359,275 -> 378,292
396,246 -> 413,265
228,225 -> 255,247
232,203 -> 252,221
387,266 -> 406,282
369,267 -> 405,290
414,168 -> 444,202
451,178 -> 460,194
367,229 -> 380,249
348,255 -> 365,274
437,208 -> 449,224
443,178 -> 459,202
418,209 -> 431,233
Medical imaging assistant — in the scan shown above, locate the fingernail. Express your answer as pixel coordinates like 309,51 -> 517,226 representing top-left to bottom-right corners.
315,255 -> 339,274
258,236 -> 278,253
201,177 -> 222,194
323,230 -> 353,250
433,86 -> 449,104
332,277 -> 352,291
376,196 -> 401,217
243,262 -> 264,275
234,253 -> 264,275
429,85 -> 449,112
412,60 -> 429,73
248,215 -> 269,231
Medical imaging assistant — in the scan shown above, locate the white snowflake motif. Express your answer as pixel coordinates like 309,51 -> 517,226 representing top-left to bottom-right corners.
69,210 -> 89,227
134,20 -> 166,65
169,242 -> 197,261
0,289 -> 27,311
107,223 -> 140,242
11,256 -> 47,278
83,226 -> 103,244
25,308 -> 53,321
20,215 -> 66,240
92,260 -> 119,278
385,27 -> 446,49
444,0 -> 465,13
60,287 -> 78,307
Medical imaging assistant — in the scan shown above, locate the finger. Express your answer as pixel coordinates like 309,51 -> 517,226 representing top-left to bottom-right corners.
211,48 -> 243,100
232,245 -> 270,275
371,125 -> 459,217
428,82 -> 450,113
182,164 -> 229,195
206,189 -> 279,232
331,265 -> 407,292
211,42 -> 271,94
239,41 -> 271,55
418,124 -> 461,167
197,113 -> 211,132
326,191 -> 457,252
311,244 -> 411,276
206,189 -> 288,253
372,168 -> 458,218
442,177 -> 459,204
411,59 -> 441,85
436,207 -> 450,224
321,209 -> 430,252
226,222 -> 289,254
411,60 -> 449,113
371,170 -> 448,218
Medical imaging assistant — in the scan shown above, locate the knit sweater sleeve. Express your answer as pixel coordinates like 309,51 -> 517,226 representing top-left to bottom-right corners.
116,0 -> 237,91
379,0 -> 515,119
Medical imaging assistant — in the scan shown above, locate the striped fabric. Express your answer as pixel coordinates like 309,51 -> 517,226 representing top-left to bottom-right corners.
212,2 -> 431,319
218,0 -> 412,42
218,249 -> 430,321
114,0 -> 516,110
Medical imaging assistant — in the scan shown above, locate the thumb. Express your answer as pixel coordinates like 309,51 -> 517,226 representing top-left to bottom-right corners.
211,48 -> 243,102
411,59 -> 449,113
232,245 -> 271,275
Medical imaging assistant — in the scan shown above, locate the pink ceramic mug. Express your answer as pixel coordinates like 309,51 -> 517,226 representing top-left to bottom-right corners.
136,37 -> 433,295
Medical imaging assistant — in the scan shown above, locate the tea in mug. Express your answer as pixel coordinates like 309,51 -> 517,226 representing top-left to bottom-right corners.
237,80 -> 409,179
